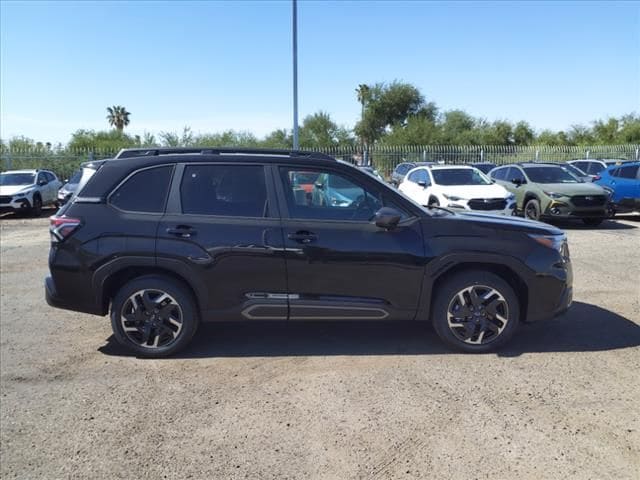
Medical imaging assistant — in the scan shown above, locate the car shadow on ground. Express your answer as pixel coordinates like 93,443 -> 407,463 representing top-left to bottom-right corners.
553,218 -> 637,230
0,207 -> 58,220
98,301 -> 640,359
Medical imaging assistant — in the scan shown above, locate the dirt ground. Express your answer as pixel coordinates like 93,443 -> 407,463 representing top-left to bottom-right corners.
1,210 -> 639,479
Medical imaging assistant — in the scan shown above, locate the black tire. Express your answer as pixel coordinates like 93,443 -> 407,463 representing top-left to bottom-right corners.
582,217 -> 604,227
31,195 -> 42,217
524,198 -> 540,221
432,270 -> 520,353
606,204 -> 616,218
110,275 -> 199,358
428,196 -> 440,207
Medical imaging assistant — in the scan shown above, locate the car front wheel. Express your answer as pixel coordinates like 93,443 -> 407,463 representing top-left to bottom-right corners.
432,271 -> 520,353
524,198 -> 540,221
110,275 -> 199,357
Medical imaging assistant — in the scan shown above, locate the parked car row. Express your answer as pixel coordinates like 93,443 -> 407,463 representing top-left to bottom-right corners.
0,169 -> 62,215
388,159 -> 639,225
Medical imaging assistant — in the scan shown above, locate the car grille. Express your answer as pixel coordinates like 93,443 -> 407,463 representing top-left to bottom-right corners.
0,195 -> 12,204
571,195 -> 606,207
468,198 -> 507,211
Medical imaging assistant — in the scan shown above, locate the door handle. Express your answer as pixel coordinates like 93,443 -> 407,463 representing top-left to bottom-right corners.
288,231 -> 318,244
166,225 -> 196,238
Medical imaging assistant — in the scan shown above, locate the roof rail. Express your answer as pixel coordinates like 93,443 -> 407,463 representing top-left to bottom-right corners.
114,147 -> 336,161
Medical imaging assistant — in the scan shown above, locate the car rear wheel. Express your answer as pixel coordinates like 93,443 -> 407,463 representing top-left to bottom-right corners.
432,271 -> 520,353
524,198 -> 540,221
582,217 -> 604,227
110,275 -> 199,357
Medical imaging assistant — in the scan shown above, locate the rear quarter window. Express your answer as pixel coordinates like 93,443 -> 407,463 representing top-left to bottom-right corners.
109,165 -> 174,213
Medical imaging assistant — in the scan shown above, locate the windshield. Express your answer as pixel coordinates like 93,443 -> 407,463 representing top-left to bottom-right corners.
431,168 -> 492,186
0,173 -> 35,186
68,170 -> 82,184
524,166 -> 579,184
562,164 -> 586,178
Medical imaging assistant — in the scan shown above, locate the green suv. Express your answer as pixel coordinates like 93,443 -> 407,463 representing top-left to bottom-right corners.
489,163 -> 608,226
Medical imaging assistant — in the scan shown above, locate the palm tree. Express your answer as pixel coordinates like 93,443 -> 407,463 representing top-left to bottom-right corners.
106,106 -> 131,132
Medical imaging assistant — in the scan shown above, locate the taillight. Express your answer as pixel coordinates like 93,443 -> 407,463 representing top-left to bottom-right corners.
50,215 -> 81,242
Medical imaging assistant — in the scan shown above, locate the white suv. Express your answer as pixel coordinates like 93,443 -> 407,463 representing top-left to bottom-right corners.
0,169 -> 62,216
399,165 -> 516,215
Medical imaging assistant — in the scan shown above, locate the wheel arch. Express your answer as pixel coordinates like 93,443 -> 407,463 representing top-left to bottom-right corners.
422,258 -> 529,324
96,262 -> 203,316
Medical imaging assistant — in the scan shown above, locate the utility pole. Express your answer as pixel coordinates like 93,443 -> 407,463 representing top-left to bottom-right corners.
292,0 -> 299,150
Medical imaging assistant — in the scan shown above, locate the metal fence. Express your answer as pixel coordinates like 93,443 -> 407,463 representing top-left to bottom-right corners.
1,144 -> 639,180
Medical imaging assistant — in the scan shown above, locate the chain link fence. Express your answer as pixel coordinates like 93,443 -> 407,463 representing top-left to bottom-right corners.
1,144 -> 639,181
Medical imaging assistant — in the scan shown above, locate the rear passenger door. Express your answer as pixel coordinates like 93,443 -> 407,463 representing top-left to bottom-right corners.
156,163 -> 288,321
610,165 -> 640,202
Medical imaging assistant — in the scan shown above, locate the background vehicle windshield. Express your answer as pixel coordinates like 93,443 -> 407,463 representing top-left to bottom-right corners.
561,164 -> 586,179
431,168 -> 491,186
0,173 -> 35,186
524,166 -> 579,183
67,170 -> 82,184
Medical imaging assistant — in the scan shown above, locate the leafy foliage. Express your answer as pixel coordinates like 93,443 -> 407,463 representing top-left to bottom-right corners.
106,106 -> 131,132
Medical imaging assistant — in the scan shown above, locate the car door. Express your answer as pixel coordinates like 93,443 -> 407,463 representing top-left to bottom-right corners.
276,164 -> 425,321
509,167 -> 529,208
610,164 -> 640,202
44,172 -> 58,203
156,163 -> 289,321
400,168 -> 431,205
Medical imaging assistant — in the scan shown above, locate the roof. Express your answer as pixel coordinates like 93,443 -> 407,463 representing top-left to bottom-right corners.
1,169 -> 40,174
114,147 -> 336,162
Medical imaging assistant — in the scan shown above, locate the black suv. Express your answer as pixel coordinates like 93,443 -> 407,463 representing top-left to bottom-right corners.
46,148 -> 573,357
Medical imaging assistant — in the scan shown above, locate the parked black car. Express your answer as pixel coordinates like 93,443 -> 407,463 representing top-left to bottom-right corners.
46,148 -> 572,357
390,162 -> 435,187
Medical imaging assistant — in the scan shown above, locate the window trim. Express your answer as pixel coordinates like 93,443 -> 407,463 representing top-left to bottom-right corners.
275,163 -> 416,224
168,162 -> 277,220
107,164 -> 176,215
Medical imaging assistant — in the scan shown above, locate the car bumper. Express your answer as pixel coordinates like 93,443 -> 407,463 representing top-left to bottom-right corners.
0,198 -> 31,212
45,276 -> 104,316
613,197 -> 640,213
446,201 -> 516,216
542,201 -> 606,219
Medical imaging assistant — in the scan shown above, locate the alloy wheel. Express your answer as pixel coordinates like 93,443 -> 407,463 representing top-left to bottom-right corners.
447,285 -> 509,345
120,289 -> 183,348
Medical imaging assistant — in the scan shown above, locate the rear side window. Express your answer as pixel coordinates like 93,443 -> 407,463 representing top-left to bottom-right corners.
180,165 -> 268,217
110,166 -> 173,213
407,169 -> 429,184
491,167 -> 506,180
586,162 -> 605,175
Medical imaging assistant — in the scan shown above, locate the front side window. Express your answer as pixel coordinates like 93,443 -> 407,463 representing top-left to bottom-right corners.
510,167 -> 526,183
617,165 -> 639,179
280,167 -> 386,221
110,165 -> 174,213
181,164 -> 268,217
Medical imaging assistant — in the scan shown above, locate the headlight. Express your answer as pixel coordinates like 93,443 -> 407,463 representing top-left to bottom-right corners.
14,193 -> 26,198
443,194 -> 466,201
543,191 -> 567,199
529,233 -> 565,252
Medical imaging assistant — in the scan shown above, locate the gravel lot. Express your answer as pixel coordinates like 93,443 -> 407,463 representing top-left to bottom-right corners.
1,211 -> 639,479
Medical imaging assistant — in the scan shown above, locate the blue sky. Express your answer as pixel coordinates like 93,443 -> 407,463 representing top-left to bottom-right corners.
1,0 -> 639,143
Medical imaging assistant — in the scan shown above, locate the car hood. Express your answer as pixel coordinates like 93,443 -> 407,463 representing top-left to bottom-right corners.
537,182 -> 606,195
437,183 -> 510,198
434,210 -> 563,236
0,185 -> 34,196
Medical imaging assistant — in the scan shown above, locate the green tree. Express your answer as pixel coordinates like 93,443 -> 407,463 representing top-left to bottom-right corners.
68,129 -> 138,152
299,111 -> 354,149
106,105 -> 131,132
513,121 -> 535,145
355,81 -> 425,145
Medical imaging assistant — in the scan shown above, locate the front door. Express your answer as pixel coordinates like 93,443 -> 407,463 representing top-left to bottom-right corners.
157,163 -> 288,321
276,165 -> 426,321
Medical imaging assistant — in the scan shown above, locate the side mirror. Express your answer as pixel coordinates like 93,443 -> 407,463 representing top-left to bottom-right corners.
511,178 -> 524,185
374,207 -> 401,230
314,182 -> 325,190
38,179 -> 47,186
417,180 -> 427,188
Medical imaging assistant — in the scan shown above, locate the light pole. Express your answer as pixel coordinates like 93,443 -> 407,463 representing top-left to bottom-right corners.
292,0 -> 299,150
